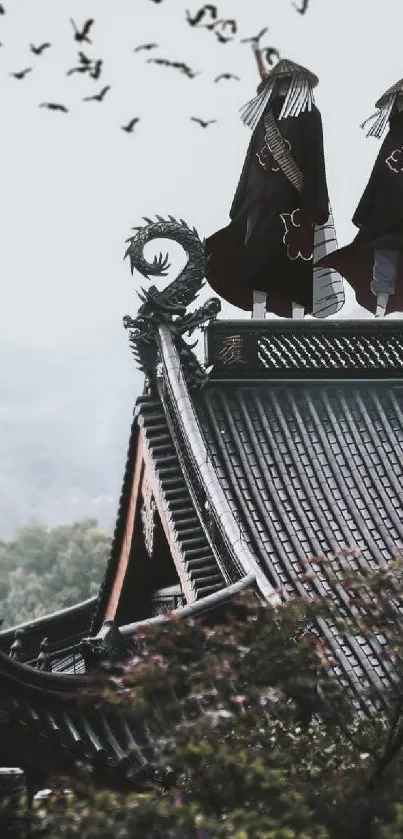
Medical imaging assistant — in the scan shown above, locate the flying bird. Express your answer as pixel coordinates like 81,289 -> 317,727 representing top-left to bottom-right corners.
215,31 -> 233,44
70,18 -> 94,43
147,58 -> 199,78
214,21 -> 237,44
134,43 -> 158,52
264,47 -> 281,67
66,64 -> 90,76
191,117 -> 216,128
78,51 -> 92,65
240,27 -> 268,44
39,102 -> 69,113
214,73 -> 240,82
90,59 -> 103,80
30,42 -> 51,55
186,5 -> 217,27
293,0 -> 310,12
121,117 -> 140,133
9,68 -> 32,79
67,52 -> 100,78
83,85 -> 110,102
219,19 -> 237,33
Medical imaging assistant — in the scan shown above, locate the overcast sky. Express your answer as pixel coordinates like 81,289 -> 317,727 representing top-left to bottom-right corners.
1,0 -> 402,349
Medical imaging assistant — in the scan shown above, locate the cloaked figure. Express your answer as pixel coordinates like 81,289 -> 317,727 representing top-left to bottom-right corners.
318,79 -> 403,317
204,49 -> 344,319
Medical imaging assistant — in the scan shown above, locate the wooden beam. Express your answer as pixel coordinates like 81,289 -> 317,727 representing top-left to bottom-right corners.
104,434 -> 145,621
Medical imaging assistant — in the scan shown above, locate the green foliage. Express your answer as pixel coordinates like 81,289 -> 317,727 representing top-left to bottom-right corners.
32,558 -> 403,839
0,518 -> 111,626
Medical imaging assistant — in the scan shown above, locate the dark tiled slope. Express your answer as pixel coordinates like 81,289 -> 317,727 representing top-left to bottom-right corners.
193,382 -> 403,705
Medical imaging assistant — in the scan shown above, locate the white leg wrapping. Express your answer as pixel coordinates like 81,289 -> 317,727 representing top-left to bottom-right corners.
252,290 -> 267,319
292,301 -> 305,319
375,292 -> 389,318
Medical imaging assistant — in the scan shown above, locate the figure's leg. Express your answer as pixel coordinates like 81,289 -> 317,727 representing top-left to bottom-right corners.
252,289 -> 267,319
292,302 -> 305,319
371,250 -> 398,317
375,292 -> 389,317
246,206 -> 267,318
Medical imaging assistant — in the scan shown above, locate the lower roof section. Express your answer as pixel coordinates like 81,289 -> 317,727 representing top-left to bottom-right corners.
0,577 -> 256,787
0,597 -> 96,664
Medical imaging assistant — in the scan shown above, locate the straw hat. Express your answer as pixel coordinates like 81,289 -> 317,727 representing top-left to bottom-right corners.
375,78 -> 403,109
257,58 -> 319,95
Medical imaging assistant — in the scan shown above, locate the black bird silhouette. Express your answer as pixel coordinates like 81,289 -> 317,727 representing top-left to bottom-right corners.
0,4 -> 5,13
147,58 -> 199,78
66,64 -> 90,76
78,51 -> 92,65
83,85 -> 110,102
9,67 -> 32,79
67,52 -> 99,78
214,21 -> 237,44
214,72 -> 240,82
70,18 -> 94,44
220,19 -> 237,34
240,27 -> 268,44
90,59 -> 103,80
134,43 -> 158,52
215,30 -> 232,44
293,0 -> 309,12
39,102 -> 69,113
191,117 -> 216,127
264,47 -> 281,67
30,42 -> 51,55
121,117 -> 140,133
186,5 -> 217,27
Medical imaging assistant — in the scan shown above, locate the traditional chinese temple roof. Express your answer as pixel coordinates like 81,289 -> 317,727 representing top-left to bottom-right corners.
92,317 -> 402,707
2,217 -> 403,790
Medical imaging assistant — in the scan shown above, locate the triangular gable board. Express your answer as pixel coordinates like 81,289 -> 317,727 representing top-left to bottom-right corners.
91,394 -> 226,632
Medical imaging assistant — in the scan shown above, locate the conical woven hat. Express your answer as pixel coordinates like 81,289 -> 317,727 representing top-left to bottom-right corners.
375,78 -> 403,109
257,58 -> 318,94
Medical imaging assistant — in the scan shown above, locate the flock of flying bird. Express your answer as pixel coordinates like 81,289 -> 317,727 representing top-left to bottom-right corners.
0,1 -> 311,133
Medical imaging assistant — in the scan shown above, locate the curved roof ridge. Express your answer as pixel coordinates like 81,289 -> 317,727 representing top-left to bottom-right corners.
0,596 -> 97,639
119,573 -> 256,636
0,647 -> 94,696
158,324 -> 279,605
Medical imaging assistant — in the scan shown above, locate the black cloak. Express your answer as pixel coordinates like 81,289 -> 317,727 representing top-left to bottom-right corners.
318,108 -> 403,315
204,97 -> 330,317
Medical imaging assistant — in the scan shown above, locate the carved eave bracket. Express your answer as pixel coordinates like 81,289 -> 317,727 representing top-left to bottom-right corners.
80,620 -> 128,669
140,473 -> 156,558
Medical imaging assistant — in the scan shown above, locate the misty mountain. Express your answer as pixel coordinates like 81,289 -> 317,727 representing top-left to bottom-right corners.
0,327 -> 143,541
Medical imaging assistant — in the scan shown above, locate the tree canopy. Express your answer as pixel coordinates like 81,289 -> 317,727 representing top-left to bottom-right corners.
0,519 -> 111,627
7,551 -> 403,839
